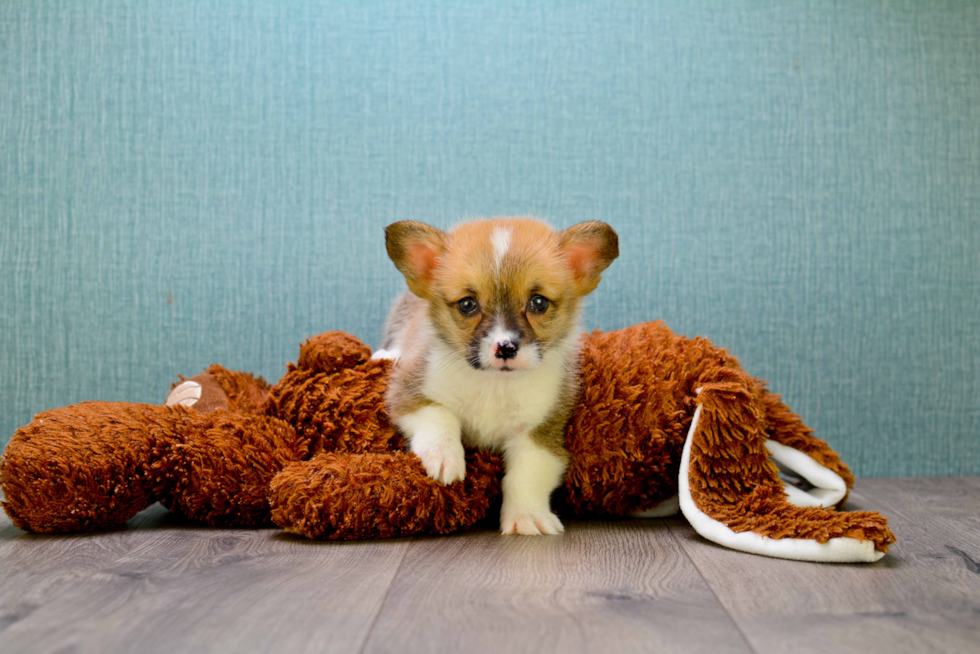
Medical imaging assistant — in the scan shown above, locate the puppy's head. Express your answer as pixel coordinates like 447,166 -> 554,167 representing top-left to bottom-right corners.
385,217 -> 618,374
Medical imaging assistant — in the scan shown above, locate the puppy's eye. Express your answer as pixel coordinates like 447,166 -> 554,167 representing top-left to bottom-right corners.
457,297 -> 479,316
528,295 -> 550,313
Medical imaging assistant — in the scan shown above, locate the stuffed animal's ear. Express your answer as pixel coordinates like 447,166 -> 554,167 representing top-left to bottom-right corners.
385,221 -> 447,298
558,221 -> 619,296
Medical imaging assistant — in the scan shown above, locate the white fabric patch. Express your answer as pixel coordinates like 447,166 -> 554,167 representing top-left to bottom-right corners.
165,380 -> 202,407
632,495 -> 680,518
766,440 -> 847,508
678,404 -> 884,563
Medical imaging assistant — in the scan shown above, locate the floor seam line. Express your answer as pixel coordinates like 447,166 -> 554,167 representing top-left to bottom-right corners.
661,518 -> 762,654
355,538 -> 413,654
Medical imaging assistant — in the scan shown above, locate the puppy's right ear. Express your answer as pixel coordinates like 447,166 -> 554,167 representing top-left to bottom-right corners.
385,221 -> 446,298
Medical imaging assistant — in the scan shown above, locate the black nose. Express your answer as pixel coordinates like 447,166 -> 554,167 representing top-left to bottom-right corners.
495,341 -> 518,360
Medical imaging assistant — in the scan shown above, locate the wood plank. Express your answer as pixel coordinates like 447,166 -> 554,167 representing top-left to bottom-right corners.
363,519 -> 753,654
7,478 -> 976,654
1,506 -> 409,654
666,477 -> 980,654
0,503 -> 172,609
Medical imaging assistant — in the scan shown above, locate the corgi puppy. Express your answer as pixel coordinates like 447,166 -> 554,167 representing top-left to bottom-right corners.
376,217 -> 618,535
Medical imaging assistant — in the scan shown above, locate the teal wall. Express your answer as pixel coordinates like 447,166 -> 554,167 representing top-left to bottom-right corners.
2,1 -> 978,476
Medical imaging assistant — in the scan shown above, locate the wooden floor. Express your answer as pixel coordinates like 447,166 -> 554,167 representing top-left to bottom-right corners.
1,477 -> 978,654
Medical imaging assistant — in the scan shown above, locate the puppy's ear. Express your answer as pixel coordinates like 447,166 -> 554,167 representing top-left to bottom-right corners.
558,221 -> 619,296
385,221 -> 447,298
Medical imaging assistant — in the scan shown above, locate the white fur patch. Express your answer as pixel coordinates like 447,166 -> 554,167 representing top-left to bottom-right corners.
397,404 -> 465,485
422,330 -> 578,452
491,227 -> 512,272
500,434 -> 567,535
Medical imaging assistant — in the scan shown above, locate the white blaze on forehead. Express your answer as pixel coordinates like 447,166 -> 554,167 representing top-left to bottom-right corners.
491,227 -> 512,272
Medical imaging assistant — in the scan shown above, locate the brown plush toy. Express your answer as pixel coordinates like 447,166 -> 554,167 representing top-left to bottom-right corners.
0,322 -> 894,563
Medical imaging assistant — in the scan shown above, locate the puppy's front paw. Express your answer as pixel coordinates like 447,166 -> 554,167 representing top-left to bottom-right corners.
413,441 -> 466,485
500,509 -> 565,536
399,404 -> 466,485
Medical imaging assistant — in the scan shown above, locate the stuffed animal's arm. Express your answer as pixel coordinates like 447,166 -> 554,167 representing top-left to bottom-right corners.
269,448 -> 503,539
293,331 -> 373,375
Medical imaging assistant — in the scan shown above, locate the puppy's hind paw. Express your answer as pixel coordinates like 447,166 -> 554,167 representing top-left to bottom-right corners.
500,510 -> 565,536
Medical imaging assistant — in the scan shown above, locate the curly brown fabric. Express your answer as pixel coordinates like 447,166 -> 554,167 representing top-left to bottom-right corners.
759,387 -> 855,488
1,402 -> 178,533
295,331 -> 373,376
1,324 -> 894,556
562,323 -> 751,515
561,322 -> 892,553
266,360 -> 402,456
689,378 -> 894,553
161,410 -> 309,527
197,365 -> 271,415
0,403 -> 305,532
270,448 -> 503,540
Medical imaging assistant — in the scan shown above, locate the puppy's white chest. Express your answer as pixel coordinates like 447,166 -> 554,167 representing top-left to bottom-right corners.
422,360 -> 562,447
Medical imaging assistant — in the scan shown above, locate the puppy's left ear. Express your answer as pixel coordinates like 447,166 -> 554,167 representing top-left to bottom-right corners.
385,221 -> 447,299
559,221 -> 619,295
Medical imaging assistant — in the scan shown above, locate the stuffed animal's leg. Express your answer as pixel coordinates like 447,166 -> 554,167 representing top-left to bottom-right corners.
1,403 -> 213,532
0,403 -> 306,533
679,383 -> 895,563
269,448 -> 503,539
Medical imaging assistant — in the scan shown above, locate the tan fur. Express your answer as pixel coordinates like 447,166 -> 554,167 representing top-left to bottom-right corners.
431,218 -> 592,355
529,395 -> 577,460
379,293 -> 433,417
383,217 -> 618,426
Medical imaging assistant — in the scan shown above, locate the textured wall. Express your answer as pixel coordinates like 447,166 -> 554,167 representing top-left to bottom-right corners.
1,1 -> 978,476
